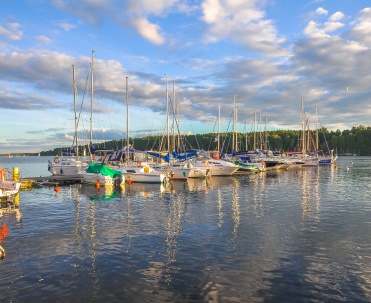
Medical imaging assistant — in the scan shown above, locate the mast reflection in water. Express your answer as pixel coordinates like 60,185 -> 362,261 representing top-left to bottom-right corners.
1,156 -> 371,302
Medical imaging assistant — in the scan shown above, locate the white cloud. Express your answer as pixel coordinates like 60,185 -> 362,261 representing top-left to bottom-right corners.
0,23 -> 23,41
126,0 -> 177,15
130,17 -> 165,45
35,36 -> 53,45
56,21 -> 77,31
315,7 -> 328,16
200,0 -> 285,55
303,20 -> 327,37
348,7 -> 371,47
323,21 -> 344,33
329,12 -> 345,21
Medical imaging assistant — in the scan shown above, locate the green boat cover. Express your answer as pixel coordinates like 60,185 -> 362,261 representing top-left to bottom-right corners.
86,163 -> 123,178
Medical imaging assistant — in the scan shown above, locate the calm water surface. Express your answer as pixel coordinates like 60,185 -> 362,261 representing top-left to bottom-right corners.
0,156 -> 371,302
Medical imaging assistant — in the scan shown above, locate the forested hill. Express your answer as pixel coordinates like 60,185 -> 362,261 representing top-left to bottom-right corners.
39,125 -> 370,156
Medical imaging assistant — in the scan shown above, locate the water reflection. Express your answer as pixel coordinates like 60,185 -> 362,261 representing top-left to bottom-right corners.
301,168 -> 320,223
1,158 -> 371,302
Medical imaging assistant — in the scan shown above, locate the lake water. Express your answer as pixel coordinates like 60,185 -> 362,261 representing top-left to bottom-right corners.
1,156 -> 371,302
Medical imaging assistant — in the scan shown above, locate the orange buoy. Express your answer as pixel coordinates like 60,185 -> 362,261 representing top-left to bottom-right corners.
127,179 -> 132,185
54,182 -> 60,192
95,181 -> 100,189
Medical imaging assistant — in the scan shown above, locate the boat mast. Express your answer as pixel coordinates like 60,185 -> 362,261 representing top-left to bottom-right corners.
232,95 -> 236,152
165,74 -> 170,155
301,99 -> 306,156
264,116 -> 268,151
126,76 -> 129,165
90,50 -> 94,147
253,111 -> 256,150
172,81 -> 176,152
218,105 -> 220,153
72,64 -> 79,160
315,106 -> 319,151
178,91 -> 181,151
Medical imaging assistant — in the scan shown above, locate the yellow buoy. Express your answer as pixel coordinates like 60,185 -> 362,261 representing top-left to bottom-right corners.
13,166 -> 19,181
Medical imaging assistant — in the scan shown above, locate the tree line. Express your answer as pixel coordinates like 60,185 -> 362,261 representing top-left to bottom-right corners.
38,125 -> 370,156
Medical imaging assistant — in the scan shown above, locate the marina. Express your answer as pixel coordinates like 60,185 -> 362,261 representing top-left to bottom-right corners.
1,156 -> 371,302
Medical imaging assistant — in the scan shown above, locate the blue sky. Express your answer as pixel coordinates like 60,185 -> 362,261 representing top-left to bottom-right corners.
1,0 -> 371,153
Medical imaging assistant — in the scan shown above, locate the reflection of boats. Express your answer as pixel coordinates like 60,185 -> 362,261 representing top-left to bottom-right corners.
78,184 -> 117,200
0,167 -> 21,202
120,182 -> 167,196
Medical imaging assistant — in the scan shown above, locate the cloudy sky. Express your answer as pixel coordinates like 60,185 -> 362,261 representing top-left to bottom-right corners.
1,0 -> 371,153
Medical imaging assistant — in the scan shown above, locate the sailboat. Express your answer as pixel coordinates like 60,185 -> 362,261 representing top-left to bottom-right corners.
8,150 -> 12,159
48,64 -> 89,176
148,76 -> 191,181
77,50 -> 125,186
113,77 -> 166,183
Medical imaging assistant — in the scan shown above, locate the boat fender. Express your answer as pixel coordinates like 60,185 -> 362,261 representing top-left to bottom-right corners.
54,157 -> 60,164
144,166 -> 149,173
0,245 -> 5,260
60,169 -> 63,174
137,162 -> 142,167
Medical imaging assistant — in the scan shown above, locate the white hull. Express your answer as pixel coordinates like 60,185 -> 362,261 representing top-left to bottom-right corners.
0,180 -> 21,201
206,159 -> 239,176
152,165 -> 191,181
79,172 -> 125,186
48,158 -> 88,175
188,167 -> 209,178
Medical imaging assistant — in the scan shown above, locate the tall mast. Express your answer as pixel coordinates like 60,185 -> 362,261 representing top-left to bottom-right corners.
245,119 -> 248,151
232,95 -> 236,152
301,98 -> 306,155
218,105 -> 220,152
253,111 -> 256,150
126,76 -> 129,164
264,116 -> 268,150
172,81 -> 176,152
177,90 -> 181,150
90,49 -> 94,145
165,74 -> 169,153
315,106 -> 319,151
235,103 -> 238,151
72,64 -> 79,160
259,114 -> 262,150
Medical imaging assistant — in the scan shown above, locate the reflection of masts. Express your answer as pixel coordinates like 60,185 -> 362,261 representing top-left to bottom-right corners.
231,179 -> 240,245
73,187 -> 82,277
217,187 -> 223,228
164,195 -> 183,283
89,199 -> 99,292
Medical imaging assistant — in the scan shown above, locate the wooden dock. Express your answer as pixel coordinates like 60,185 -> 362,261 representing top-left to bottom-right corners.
22,175 -> 83,188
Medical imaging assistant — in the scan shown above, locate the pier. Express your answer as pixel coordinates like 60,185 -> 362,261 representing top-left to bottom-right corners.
21,175 -> 83,188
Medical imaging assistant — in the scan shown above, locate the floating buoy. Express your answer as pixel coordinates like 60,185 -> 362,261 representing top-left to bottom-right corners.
54,182 -> 60,192
94,181 -> 100,189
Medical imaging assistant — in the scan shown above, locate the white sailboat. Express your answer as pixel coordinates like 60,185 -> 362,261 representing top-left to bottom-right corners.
78,50 -> 125,186
114,77 -> 166,183
148,76 -> 191,181
48,64 -> 88,176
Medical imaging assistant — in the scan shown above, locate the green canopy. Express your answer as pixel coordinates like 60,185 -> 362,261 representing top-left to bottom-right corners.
86,163 -> 123,178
